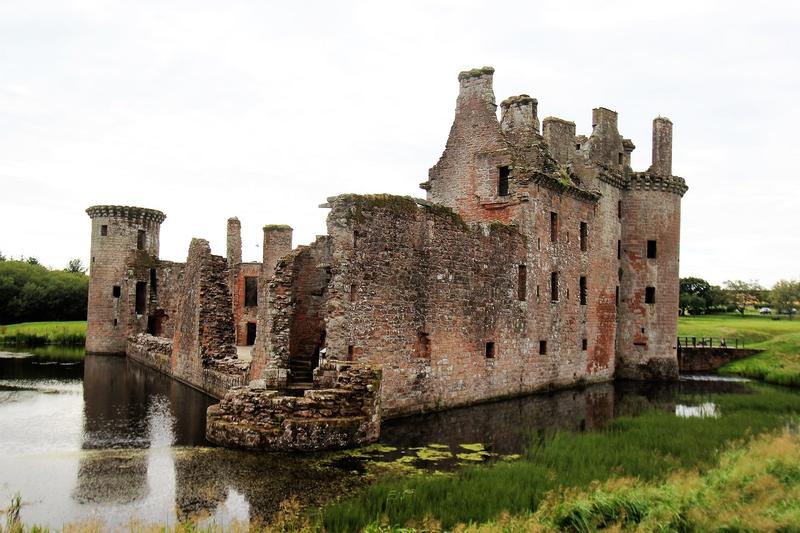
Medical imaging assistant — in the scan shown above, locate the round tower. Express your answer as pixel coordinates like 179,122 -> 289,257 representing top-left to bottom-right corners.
616,118 -> 687,379
85,205 -> 166,354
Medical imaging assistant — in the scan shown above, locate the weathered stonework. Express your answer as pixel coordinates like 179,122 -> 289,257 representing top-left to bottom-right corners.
85,66 -> 686,451
206,360 -> 381,451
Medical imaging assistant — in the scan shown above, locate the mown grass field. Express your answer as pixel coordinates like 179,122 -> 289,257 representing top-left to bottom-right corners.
0,321 -> 86,347
678,314 -> 800,386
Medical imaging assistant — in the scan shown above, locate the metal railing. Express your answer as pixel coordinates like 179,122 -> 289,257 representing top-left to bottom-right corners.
677,336 -> 744,349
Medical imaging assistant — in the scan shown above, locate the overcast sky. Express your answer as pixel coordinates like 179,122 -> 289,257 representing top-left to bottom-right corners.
1,0 -> 798,287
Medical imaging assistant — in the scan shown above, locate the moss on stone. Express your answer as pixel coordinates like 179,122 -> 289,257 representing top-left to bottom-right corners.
335,194 -> 419,224
458,66 -> 495,81
424,203 -> 468,230
263,224 -> 293,231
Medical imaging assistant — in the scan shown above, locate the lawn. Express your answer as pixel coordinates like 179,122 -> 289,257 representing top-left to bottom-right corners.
0,321 -> 87,346
678,314 -> 800,386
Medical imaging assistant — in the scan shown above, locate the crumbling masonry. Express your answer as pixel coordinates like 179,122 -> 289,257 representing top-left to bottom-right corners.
85,66 -> 687,451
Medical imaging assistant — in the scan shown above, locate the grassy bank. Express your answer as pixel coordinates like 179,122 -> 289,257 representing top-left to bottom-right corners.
0,321 -> 86,347
322,385 -> 800,531
678,314 -> 800,386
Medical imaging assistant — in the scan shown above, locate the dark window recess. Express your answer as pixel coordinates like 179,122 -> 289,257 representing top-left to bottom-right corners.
150,268 -> 157,296
537,237 -> 541,250
550,212 -> 558,242
415,332 -> 431,359
580,222 -> 588,252
575,143 -> 581,150
137,230 -> 146,251
135,281 -> 147,315
539,340 -> 547,355
485,341 -> 495,359
618,240 -> 622,260
246,323 -> 257,345
645,286 -> 656,304
244,277 -> 258,307
348,345 -> 354,360
517,265 -> 527,301
580,276 -> 587,305
647,240 -> 657,259
536,285 -> 540,299
617,200 -> 622,219
498,166 -> 510,196
582,338 -> 588,351
618,152 -> 624,165
353,230 -> 359,247
112,285 -> 121,298
350,284 -> 357,302
113,318 -> 117,327
616,286 -> 620,306
551,272 -> 559,302
100,225 -> 108,236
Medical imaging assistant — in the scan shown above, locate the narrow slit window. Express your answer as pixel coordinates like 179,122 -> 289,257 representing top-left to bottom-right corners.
580,222 -> 588,252
579,276 -> 587,305
539,340 -> 547,355
536,285 -> 540,299
348,345 -> 354,360
618,240 -> 622,260
112,285 -> 121,298
582,338 -> 588,351
101,225 -> 108,236
550,212 -> 558,243
135,281 -> 147,315
618,152 -> 624,165
113,318 -> 117,327
350,284 -> 357,302
415,332 -> 431,359
517,265 -> 527,301
616,286 -> 620,307
498,166 -> 510,196
617,200 -> 622,219
645,286 -> 656,304
485,341 -> 495,359
647,240 -> 657,259
551,271 -> 559,302
137,230 -> 146,251
244,277 -> 258,307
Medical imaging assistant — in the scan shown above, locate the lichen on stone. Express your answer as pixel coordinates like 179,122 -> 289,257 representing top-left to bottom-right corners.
458,66 -> 495,81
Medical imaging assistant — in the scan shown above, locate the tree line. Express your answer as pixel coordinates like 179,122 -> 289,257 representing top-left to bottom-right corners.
680,277 -> 800,318
0,252 -> 89,324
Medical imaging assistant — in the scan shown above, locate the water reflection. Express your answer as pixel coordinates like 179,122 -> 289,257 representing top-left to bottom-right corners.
0,349 -> 786,529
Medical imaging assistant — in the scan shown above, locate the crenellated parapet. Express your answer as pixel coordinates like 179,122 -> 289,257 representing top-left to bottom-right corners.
86,205 -> 166,225
628,173 -> 688,196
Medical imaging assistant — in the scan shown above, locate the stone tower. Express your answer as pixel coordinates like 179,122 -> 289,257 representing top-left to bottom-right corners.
85,205 -> 166,354
616,118 -> 685,379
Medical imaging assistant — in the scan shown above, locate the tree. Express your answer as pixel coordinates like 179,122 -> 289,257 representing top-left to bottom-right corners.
66,258 -> 86,274
25,256 -> 39,265
724,280 -> 764,316
772,279 -> 800,319
679,276 -> 728,314
679,292 -> 706,315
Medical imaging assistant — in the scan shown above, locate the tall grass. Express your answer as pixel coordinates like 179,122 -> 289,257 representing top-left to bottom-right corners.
323,385 -> 800,532
0,321 -> 86,347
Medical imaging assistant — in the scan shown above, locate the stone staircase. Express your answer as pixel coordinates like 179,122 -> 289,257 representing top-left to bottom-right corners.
289,358 -> 315,388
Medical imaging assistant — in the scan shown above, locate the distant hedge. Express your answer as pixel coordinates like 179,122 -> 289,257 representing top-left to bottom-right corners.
0,260 -> 88,324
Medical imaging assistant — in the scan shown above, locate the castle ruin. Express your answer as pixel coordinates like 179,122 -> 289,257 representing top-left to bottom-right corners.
85,67 -> 687,451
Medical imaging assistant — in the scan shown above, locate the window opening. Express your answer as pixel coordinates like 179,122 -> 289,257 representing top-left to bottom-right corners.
582,338 -> 588,351
498,166 -> 510,196
245,276 -> 258,307
551,272 -> 559,301
135,281 -> 147,315
517,265 -> 527,301
246,323 -> 257,345
618,240 -> 622,260
112,285 -> 121,298
415,332 -> 431,359
580,222 -> 588,251
645,286 -> 656,304
485,341 -> 495,358
539,340 -> 547,355
617,201 -> 622,219
550,212 -> 558,242
647,240 -> 657,259
580,276 -> 587,305
618,152 -> 624,165
137,230 -> 146,251
101,225 -> 108,236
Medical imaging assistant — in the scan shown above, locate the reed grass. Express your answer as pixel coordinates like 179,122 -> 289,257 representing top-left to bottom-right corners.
0,321 -> 86,347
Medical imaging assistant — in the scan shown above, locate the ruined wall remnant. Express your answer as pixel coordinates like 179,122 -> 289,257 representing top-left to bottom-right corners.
206,360 -> 381,451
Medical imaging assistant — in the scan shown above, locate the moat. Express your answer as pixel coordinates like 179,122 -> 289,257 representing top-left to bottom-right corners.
0,348 -> 785,529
